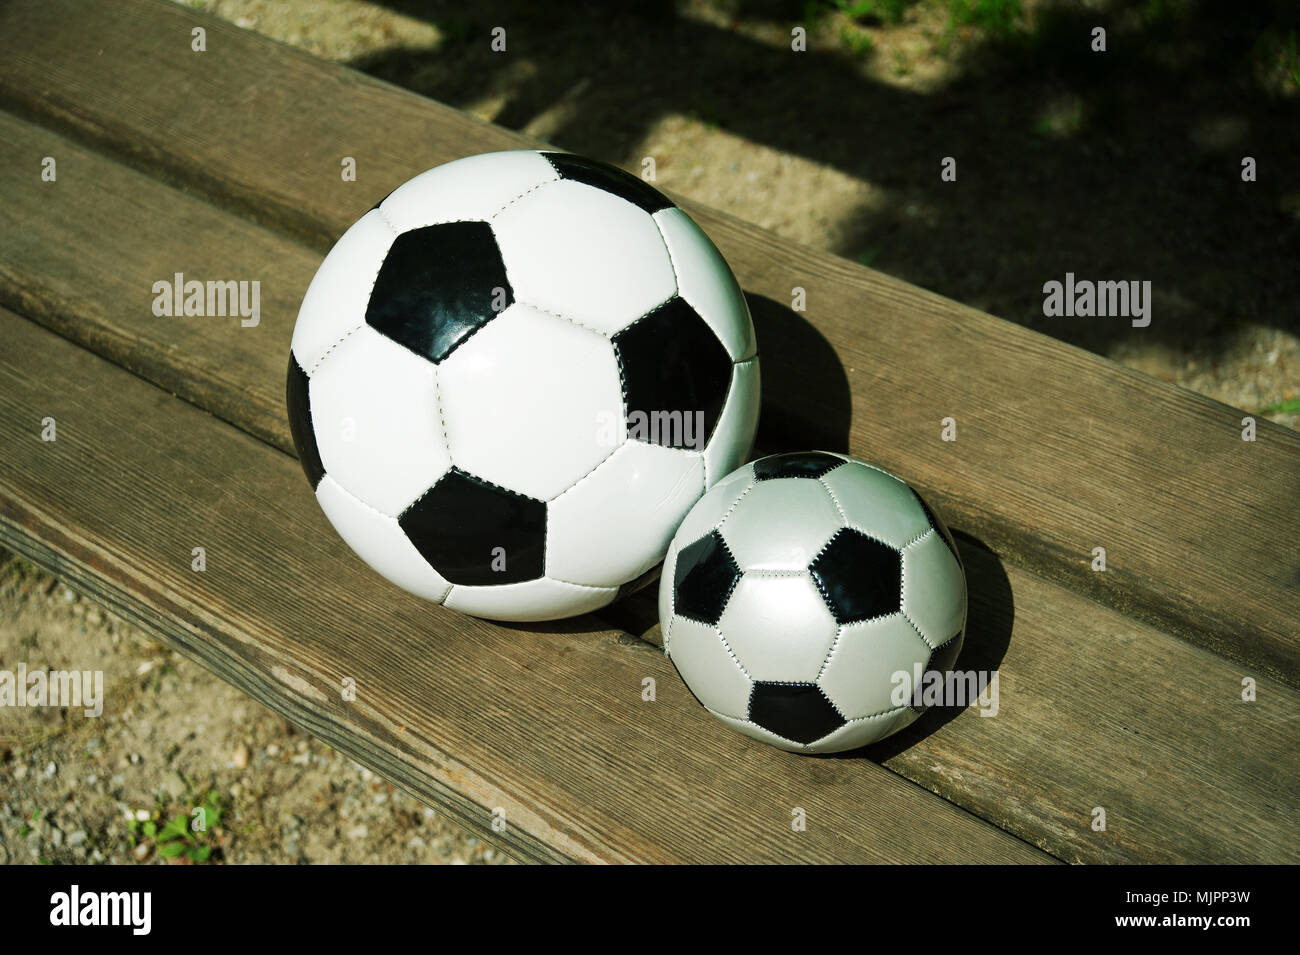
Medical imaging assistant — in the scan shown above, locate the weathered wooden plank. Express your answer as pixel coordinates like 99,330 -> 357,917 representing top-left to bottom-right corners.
1,0 -> 1294,683
0,308 -> 1050,864
613,542 -> 1300,865
0,113 -> 314,452
3,115 -> 1297,863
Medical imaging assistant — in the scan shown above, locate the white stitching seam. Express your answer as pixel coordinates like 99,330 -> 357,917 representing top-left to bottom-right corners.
899,532 -> 939,651
543,576 -> 618,592
307,209 -> 399,375
515,297 -> 624,340
308,322 -> 365,376
716,626 -> 752,681
818,471 -> 849,524
487,173 -> 562,221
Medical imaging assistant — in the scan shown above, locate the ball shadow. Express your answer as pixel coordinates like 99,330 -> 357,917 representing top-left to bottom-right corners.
745,292 -> 852,455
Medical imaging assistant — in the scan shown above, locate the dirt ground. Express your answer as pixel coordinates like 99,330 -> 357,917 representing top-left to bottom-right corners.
0,554 -> 509,864
2,0 -> 1295,865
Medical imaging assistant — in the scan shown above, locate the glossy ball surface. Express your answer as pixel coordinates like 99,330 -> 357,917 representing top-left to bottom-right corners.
660,452 -> 966,752
287,150 -> 759,621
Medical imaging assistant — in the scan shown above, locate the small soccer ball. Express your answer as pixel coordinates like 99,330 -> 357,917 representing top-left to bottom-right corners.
287,150 -> 759,621
659,451 -> 966,753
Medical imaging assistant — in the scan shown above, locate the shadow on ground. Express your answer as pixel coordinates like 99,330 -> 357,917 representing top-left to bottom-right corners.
352,0 -> 1300,372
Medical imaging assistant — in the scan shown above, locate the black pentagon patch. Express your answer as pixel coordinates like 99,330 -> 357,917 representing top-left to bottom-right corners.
285,352 -> 324,490
366,221 -> 512,364
398,468 -> 544,586
752,452 -> 842,482
673,531 -> 740,626
809,528 -> 902,624
749,683 -> 845,745
614,297 -> 731,451
913,488 -> 962,567
542,152 -> 673,214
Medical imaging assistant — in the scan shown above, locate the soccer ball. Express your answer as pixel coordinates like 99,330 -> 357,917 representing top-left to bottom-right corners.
659,451 -> 966,753
287,151 -> 760,621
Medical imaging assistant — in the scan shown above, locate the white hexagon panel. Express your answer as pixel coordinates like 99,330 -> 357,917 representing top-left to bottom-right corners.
308,324 -> 450,517
437,303 -> 623,503
493,179 -> 676,336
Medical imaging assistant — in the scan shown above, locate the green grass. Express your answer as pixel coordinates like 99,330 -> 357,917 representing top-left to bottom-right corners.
18,808 -> 42,838
1257,397 -> 1300,416
1253,28 -> 1300,90
431,18 -> 473,46
948,0 -> 1023,39
0,551 -> 39,583
1283,30 -> 1300,87
127,789 -> 225,863
1137,0 -> 1194,28
839,24 -> 875,57
834,0 -> 917,25
856,245 -> 883,267
802,0 -> 1028,62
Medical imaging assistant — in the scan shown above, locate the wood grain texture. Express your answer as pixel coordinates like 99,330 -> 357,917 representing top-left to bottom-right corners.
615,543 -> 1300,864
1,0 -> 1295,684
0,112 -> 315,453
0,308 -> 1052,864
3,116 -> 1298,864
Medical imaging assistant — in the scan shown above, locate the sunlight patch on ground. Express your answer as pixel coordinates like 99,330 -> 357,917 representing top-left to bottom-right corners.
624,113 -> 891,252
175,0 -> 442,61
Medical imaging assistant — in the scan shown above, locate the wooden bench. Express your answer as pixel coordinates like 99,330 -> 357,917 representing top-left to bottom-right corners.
0,0 -> 1296,864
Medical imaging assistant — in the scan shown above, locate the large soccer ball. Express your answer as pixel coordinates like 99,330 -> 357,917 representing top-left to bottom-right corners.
659,452 -> 966,753
287,151 -> 759,621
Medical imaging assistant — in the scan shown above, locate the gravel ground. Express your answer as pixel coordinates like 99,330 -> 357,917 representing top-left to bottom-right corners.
0,554 -> 510,864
